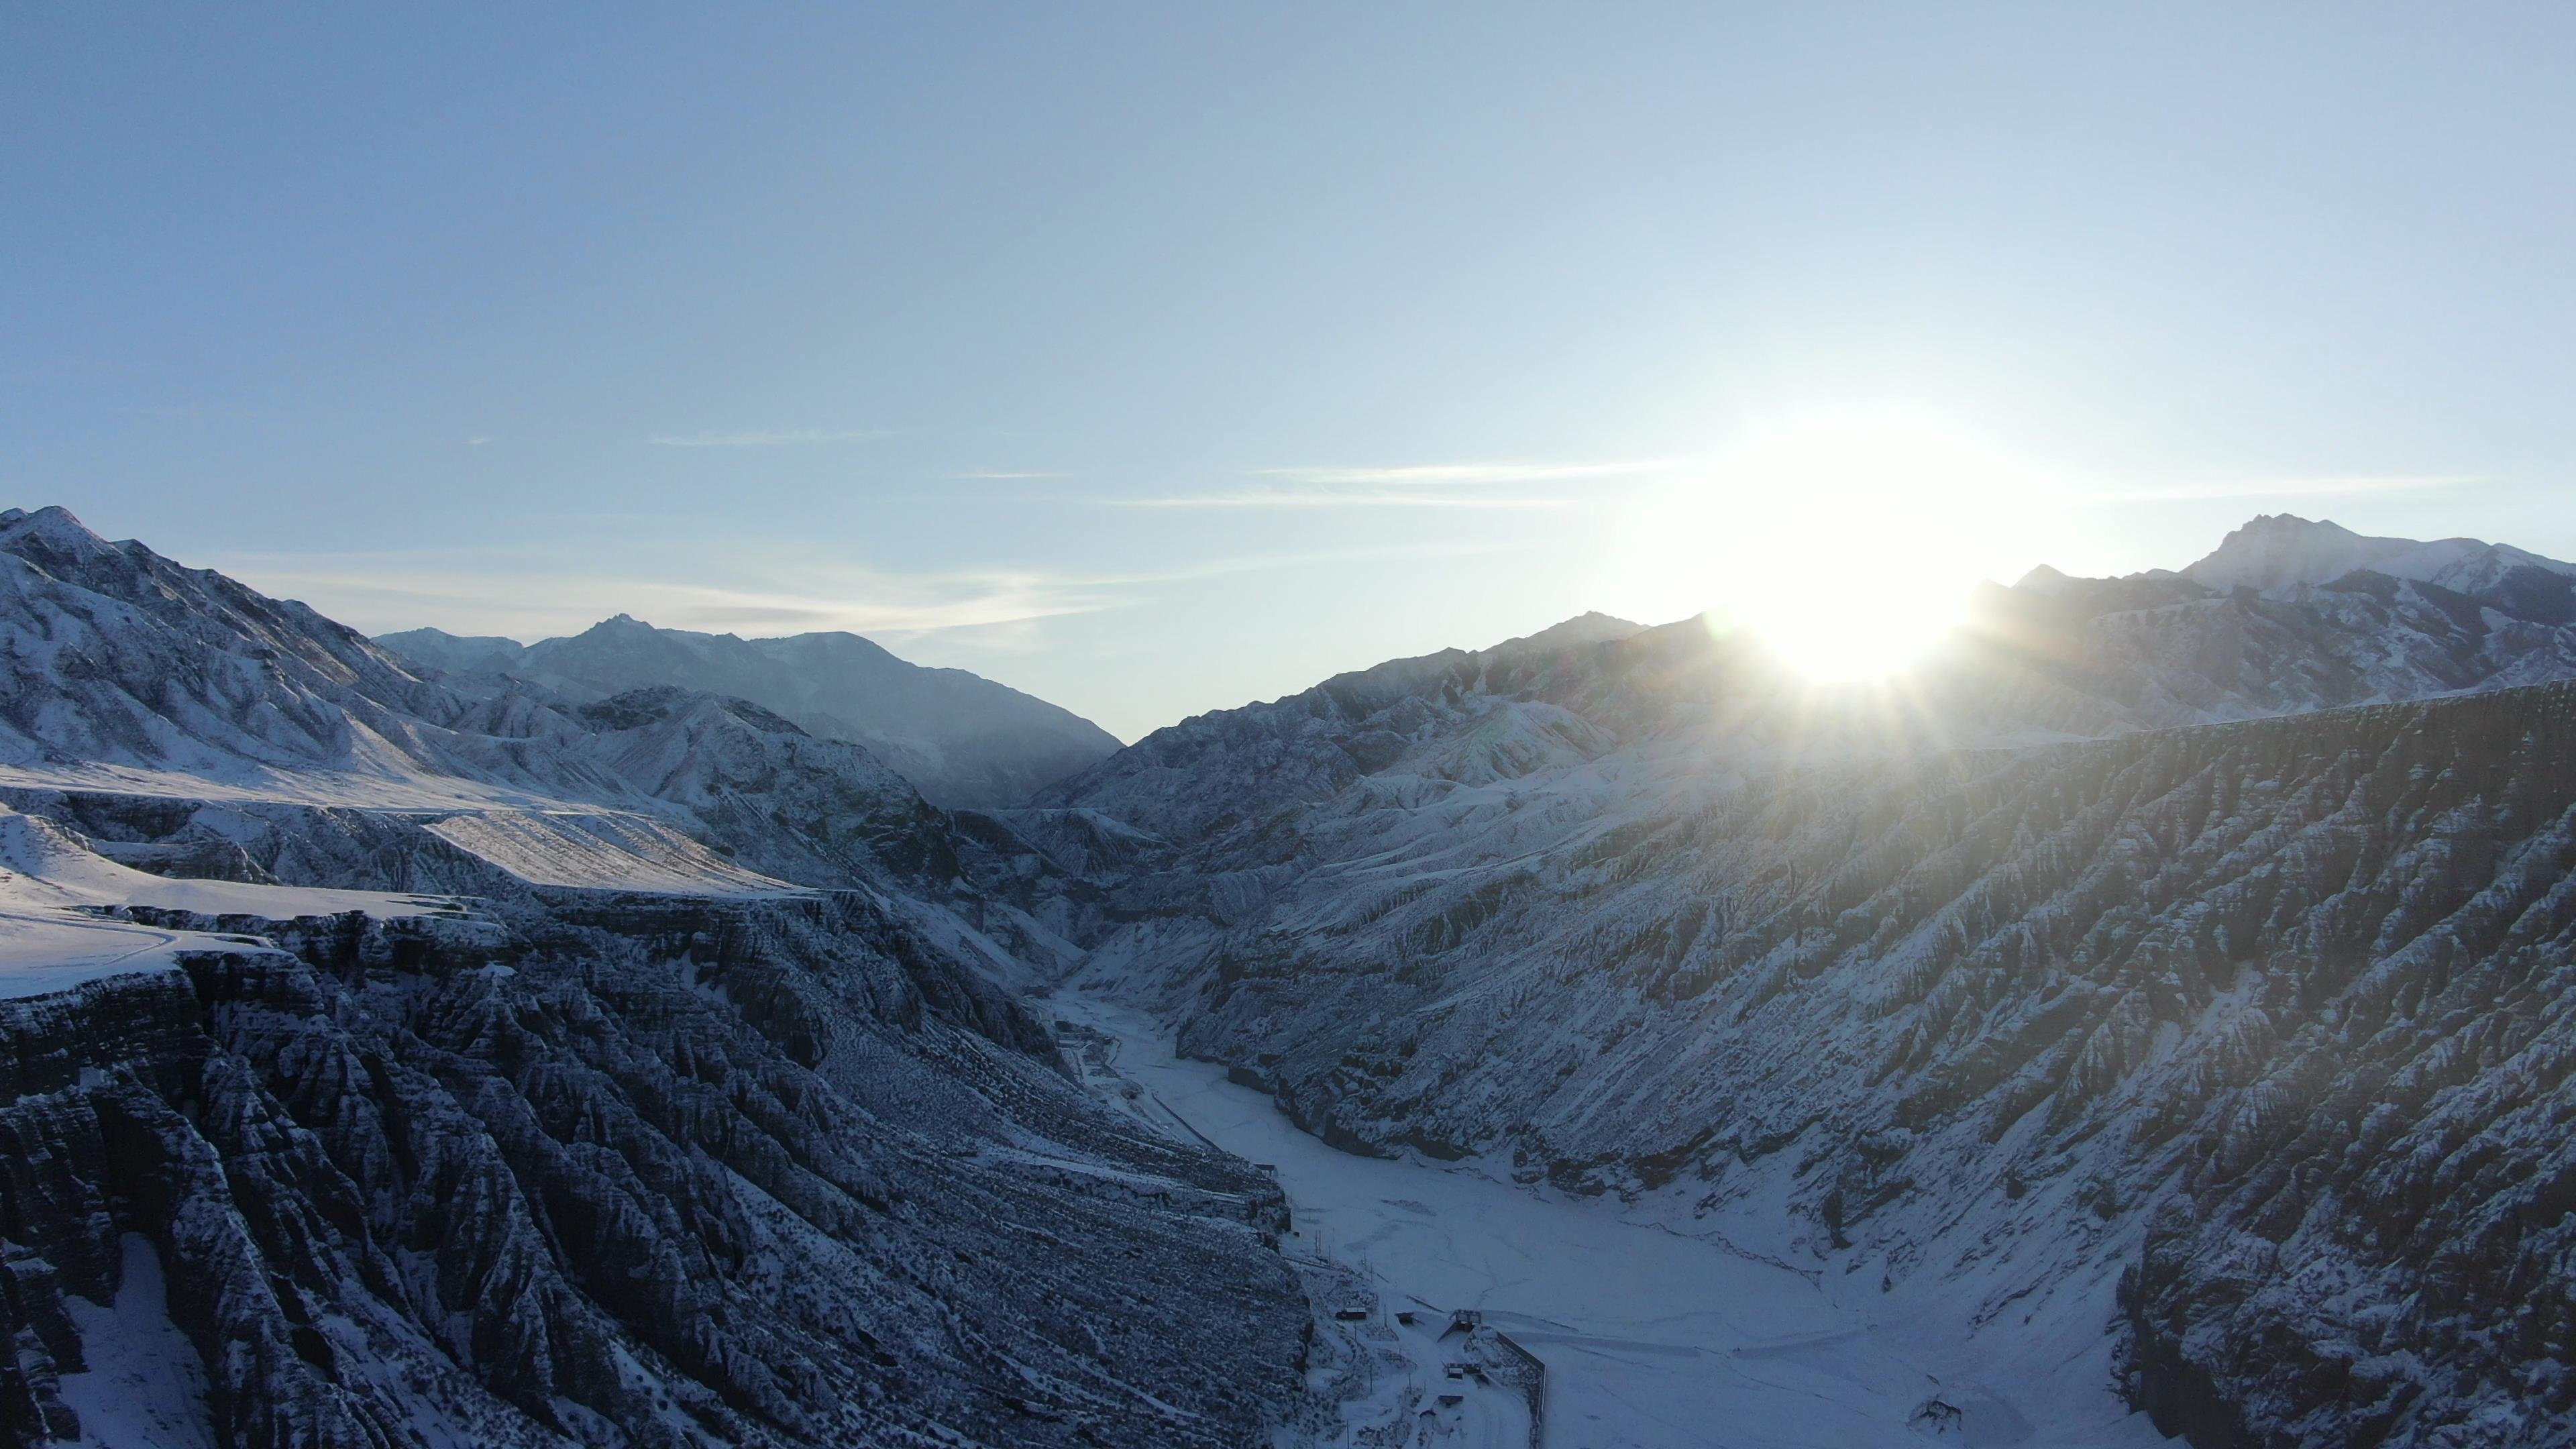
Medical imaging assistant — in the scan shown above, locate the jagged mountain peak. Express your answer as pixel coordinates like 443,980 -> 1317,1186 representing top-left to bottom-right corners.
2181,513 -> 2375,590
0,503 -> 142,572
2012,562 -> 2078,595
1503,610 -> 1646,650
0,503 -> 99,539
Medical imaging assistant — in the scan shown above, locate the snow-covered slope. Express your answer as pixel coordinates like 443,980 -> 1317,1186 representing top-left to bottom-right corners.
379,614 -> 1122,809
1016,516 -> 2576,1448
1937,558 -> 2576,738
0,506 -> 1047,904
0,804 -> 470,999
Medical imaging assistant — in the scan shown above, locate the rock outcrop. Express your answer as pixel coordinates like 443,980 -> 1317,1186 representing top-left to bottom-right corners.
0,892 -> 1305,1447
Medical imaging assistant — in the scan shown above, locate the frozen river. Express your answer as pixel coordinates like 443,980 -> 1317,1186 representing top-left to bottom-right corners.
1053,991 -> 2172,1449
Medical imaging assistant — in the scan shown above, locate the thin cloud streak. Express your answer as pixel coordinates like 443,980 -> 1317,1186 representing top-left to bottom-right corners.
2077,472 -> 2485,504
1106,490 -> 1573,511
209,538 -> 1517,646
226,564 -> 1116,643
1110,455 -> 1684,509
1255,458 -> 1686,486
647,427 -> 890,447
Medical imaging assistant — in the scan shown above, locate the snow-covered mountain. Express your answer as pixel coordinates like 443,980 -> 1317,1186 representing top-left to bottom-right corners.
378,615 -> 1121,810
0,506 -> 1046,906
11,499 -> 2576,1447
1008,516 -> 2576,1448
2176,512 -> 2576,598
1938,553 -> 2576,738
0,506 -> 1316,1446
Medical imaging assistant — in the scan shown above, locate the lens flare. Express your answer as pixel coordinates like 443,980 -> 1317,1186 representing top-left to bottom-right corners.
1632,407 -> 2043,680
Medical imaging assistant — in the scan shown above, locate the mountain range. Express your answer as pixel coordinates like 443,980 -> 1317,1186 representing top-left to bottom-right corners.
1,502 -> 2572,1447
0,506 -> 1299,1448
1006,513 -> 2576,1448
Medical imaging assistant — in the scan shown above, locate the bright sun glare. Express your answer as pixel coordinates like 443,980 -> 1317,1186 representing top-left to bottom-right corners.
1635,407 -> 2044,682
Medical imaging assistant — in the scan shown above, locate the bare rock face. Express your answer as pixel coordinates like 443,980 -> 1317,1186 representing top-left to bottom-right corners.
0,893 -> 1305,1448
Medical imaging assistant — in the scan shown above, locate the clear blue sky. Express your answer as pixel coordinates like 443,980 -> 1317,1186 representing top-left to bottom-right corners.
7,5 -> 2573,739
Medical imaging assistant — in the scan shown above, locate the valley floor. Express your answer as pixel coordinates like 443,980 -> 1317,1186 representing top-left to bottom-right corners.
1051,991 -> 2180,1449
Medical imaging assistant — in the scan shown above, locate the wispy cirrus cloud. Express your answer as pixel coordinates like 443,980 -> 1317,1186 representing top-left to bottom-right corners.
207,538 -> 1515,647
2078,472 -> 2485,505
1254,458 -> 1686,487
1111,456 -> 1684,509
647,427 -> 890,448
1110,488 -> 1574,511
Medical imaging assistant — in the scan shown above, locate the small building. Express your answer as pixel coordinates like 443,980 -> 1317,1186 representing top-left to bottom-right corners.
1395,1311 -> 1418,1326
1438,1393 -> 1464,1407
1334,1307 -> 1369,1322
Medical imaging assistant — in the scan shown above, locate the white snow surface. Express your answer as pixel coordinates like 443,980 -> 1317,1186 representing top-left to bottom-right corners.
420,807 -> 802,896
0,806 -> 468,997
54,1234 -> 219,1448
1059,991 -> 2174,1449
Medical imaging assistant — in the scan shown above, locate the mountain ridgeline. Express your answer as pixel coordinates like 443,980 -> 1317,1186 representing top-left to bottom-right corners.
377,617 -> 1121,810
2,502 -> 2575,1448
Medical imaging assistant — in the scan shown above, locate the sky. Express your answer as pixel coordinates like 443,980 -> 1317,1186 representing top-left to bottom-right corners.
6,5 -> 2574,740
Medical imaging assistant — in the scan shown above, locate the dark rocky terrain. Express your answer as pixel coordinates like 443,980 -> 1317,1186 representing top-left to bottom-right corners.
0,891 -> 1306,1447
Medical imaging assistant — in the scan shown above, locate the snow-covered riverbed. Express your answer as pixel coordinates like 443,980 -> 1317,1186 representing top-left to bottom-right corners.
1053,991 -> 2172,1449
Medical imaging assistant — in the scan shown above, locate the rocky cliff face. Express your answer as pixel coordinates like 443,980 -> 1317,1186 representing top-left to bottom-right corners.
0,890 -> 1306,1448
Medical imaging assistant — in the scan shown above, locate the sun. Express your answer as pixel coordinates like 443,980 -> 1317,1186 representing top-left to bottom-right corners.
1631,407 -> 2043,682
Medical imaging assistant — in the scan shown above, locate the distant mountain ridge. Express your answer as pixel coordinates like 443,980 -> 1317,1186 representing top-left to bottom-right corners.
380,616 -> 1120,809
1962,515 -> 2576,739
2176,512 -> 2576,596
